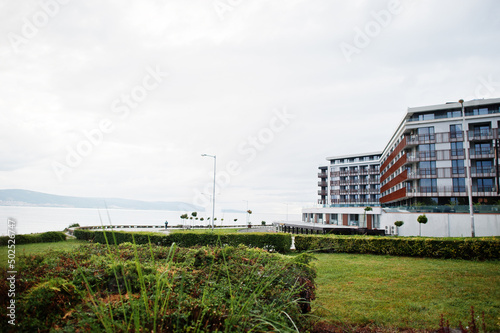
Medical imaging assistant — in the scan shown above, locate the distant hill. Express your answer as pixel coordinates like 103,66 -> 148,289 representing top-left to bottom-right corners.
0,189 -> 203,211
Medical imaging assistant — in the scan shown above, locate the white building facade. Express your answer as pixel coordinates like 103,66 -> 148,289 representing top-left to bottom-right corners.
303,98 -> 500,237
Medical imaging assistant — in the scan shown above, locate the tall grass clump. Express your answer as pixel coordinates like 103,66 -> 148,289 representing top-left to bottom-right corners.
0,232 -> 316,332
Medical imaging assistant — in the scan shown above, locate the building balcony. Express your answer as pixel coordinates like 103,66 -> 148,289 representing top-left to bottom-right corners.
471,167 -> 497,178
339,179 -> 363,185
405,151 -> 437,162
329,199 -> 381,205
318,190 -> 328,196
469,148 -> 495,159
318,181 -> 328,186
468,129 -> 495,141
406,185 -> 498,197
318,172 -> 328,178
449,131 -> 464,142
406,167 -> 466,179
406,134 -> 436,146
405,149 -> 466,163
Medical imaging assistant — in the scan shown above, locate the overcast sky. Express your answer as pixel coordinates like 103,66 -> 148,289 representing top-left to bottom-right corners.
1,0 -> 499,215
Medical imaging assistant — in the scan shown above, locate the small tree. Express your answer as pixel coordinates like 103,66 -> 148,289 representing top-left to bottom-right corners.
364,207 -> 373,227
261,221 -> 266,226
180,214 -> 188,227
417,214 -> 428,236
394,221 -> 404,235
247,210 -> 252,226
191,212 -> 197,218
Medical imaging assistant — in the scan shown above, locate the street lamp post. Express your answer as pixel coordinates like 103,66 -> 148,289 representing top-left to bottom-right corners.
243,200 -> 249,224
459,99 -> 475,237
201,154 -> 216,231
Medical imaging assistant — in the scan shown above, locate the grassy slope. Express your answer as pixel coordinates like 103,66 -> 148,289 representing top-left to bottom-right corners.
312,253 -> 500,330
0,239 -> 87,265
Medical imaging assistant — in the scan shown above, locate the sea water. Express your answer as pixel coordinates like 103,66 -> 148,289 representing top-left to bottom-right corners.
0,206 -> 297,236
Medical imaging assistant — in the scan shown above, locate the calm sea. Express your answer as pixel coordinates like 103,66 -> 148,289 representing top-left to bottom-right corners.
0,206 -> 298,236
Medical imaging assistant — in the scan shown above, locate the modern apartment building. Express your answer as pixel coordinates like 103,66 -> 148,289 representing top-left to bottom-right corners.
312,152 -> 382,229
303,98 -> 500,237
319,152 -> 381,207
380,98 -> 500,206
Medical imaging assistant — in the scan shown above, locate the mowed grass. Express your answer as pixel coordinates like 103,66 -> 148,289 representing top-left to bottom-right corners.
0,238 -> 87,266
2,238 -> 499,330
312,253 -> 500,330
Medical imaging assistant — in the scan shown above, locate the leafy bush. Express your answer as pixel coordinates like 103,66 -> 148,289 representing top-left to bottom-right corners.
1,243 -> 316,332
294,235 -> 500,260
417,214 -> 428,224
0,231 -> 66,246
18,278 -> 80,331
73,230 -> 292,253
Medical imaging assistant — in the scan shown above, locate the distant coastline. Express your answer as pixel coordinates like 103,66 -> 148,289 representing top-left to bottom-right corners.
0,189 -> 203,212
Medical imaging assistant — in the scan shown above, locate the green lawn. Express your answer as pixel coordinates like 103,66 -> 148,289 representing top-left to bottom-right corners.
2,239 -> 499,331
311,253 -> 500,330
0,239 -> 87,266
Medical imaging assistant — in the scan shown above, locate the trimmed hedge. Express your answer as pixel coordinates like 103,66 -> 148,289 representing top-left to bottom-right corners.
294,235 -> 500,260
73,229 -> 292,253
0,231 -> 67,246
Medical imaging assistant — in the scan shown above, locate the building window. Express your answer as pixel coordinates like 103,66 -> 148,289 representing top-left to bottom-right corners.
466,108 -> 489,116
349,214 -> 359,226
450,124 -> 462,139
453,178 -> 465,192
418,161 -> 436,176
418,127 -> 435,141
418,144 -> 436,158
419,178 -> 437,193
447,110 -> 462,119
330,214 -> 338,225
475,160 -> 493,174
476,178 -> 494,192
473,142 -> 491,155
452,160 -> 464,174
451,142 -> 464,157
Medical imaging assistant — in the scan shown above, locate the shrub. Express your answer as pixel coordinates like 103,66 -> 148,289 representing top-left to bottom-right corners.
3,243 -> 316,332
394,221 -> 404,227
294,235 -> 500,260
73,230 -> 292,253
18,278 -> 80,332
417,214 -> 428,224
0,231 -> 66,246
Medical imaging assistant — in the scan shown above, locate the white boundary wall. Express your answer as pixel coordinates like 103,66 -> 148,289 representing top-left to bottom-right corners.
380,212 -> 500,237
